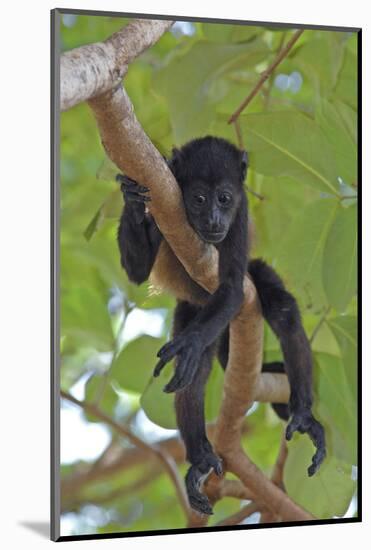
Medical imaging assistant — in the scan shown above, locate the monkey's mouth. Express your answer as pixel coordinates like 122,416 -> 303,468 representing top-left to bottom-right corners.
199,231 -> 226,243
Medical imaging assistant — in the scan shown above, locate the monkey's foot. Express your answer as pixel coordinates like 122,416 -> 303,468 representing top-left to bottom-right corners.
286,408 -> 326,476
153,332 -> 204,393
185,453 -> 223,516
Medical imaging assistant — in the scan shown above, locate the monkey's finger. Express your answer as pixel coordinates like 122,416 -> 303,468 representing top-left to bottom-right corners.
306,420 -> 326,476
308,446 -> 326,477
115,173 -> 129,184
157,339 -> 183,362
153,358 -> 167,377
163,349 -> 198,392
285,416 -> 301,441
185,467 -> 213,516
163,361 -> 189,393
188,493 -> 213,516
163,372 -> 189,393
123,182 -> 150,194
205,453 -> 223,477
116,174 -> 148,190
124,191 -> 151,203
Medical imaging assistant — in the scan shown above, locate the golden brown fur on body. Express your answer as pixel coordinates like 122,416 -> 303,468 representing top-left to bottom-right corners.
149,218 -> 255,305
149,240 -> 209,305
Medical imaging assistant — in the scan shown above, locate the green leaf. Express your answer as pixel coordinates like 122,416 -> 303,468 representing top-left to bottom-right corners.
153,39 -> 270,144
84,188 -> 123,241
316,99 -> 357,185
284,436 -> 355,518
327,316 -> 357,402
241,111 -> 339,194
83,206 -> 103,241
314,352 -> 357,464
202,22 -> 260,43
293,34 -> 346,99
140,363 -> 177,429
277,198 -> 339,309
334,50 -> 357,110
110,335 -> 165,394
251,174 -> 317,261
322,204 -> 357,312
96,155 -> 119,181
61,277 -> 114,351
84,374 -> 118,423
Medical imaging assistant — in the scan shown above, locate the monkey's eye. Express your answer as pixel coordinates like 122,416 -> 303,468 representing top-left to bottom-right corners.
218,192 -> 232,205
194,194 -> 206,205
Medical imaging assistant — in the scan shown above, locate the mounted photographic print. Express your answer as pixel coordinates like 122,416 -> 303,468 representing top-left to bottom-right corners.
51,8 -> 361,542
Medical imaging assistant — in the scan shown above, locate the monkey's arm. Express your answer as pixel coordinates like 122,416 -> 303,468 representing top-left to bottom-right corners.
117,175 -> 162,285
154,198 -> 248,392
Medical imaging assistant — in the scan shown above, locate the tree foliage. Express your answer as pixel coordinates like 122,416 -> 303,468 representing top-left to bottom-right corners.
60,14 -> 358,535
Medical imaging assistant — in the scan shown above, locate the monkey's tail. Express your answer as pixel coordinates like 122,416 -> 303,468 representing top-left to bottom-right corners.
261,362 -> 290,421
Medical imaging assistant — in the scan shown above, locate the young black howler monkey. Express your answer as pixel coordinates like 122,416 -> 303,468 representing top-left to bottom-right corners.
117,136 -> 326,516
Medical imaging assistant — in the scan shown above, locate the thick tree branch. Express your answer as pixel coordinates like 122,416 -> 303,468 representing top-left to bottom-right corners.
61,19 -> 173,111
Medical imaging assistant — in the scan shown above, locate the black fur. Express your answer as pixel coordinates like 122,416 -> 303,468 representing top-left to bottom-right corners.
117,136 -> 326,515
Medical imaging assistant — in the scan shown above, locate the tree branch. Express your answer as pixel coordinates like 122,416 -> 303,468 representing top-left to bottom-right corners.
228,29 -> 304,123
61,19 -> 174,111
216,502 -> 260,527
260,431 -> 289,523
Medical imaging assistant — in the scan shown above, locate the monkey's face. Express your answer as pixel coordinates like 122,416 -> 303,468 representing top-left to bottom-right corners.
168,136 -> 248,244
182,181 -> 242,244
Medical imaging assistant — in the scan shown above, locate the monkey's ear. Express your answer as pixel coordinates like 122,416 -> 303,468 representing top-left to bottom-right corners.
240,150 -> 249,182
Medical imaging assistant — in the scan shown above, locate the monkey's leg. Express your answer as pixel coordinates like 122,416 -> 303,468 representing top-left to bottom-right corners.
172,301 -> 222,515
248,259 -> 326,476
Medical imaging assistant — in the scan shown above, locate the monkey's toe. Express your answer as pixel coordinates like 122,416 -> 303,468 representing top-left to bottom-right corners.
286,409 -> 326,475
185,466 -> 213,516
185,452 -> 223,515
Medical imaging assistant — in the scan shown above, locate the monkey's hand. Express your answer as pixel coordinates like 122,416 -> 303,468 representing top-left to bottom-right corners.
286,408 -> 326,476
185,451 -> 223,515
153,332 -> 204,393
116,174 -> 151,224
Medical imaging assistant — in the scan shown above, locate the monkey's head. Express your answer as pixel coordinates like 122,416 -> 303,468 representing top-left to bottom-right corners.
168,136 -> 248,244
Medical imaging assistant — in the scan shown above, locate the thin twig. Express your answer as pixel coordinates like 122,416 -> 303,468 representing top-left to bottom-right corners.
263,31 -> 287,110
271,431 -> 288,488
64,468 -> 159,511
61,390 -> 191,521
233,119 -> 244,149
228,29 -> 304,123
245,185 -> 265,201
216,502 -> 260,526
340,195 -> 358,201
